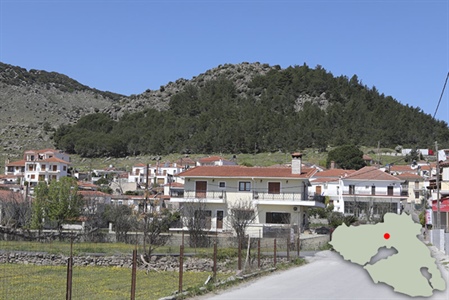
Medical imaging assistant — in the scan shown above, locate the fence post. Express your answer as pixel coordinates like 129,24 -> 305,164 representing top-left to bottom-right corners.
273,238 -> 277,267
179,244 -> 184,293
257,239 -> 261,269
297,236 -> 300,258
66,235 -> 73,300
130,249 -> 137,300
238,238 -> 242,271
213,240 -> 217,280
287,236 -> 290,261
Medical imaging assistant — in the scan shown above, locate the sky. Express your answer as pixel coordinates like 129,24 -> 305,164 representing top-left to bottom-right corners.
1,0 -> 448,121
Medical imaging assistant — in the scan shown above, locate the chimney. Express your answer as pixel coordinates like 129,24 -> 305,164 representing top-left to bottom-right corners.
291,152 -> 302,174
331,161 -> 335,169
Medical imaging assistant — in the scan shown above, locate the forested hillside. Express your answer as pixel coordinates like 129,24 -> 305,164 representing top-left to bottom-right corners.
53,64 -> 449,157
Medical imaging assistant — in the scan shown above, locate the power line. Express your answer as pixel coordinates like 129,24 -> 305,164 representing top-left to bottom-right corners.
433,72 -> 449,119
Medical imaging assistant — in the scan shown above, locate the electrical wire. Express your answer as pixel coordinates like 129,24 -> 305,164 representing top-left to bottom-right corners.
433,72 -> 449,119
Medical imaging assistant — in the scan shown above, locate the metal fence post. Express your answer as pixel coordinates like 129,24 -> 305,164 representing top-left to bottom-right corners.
273,238 -> 277,267
179,244 -> 184,293
213,241 -> 217,280
257,239 -> 261,269
66,235 -> 73,300
130,249 -> 137,300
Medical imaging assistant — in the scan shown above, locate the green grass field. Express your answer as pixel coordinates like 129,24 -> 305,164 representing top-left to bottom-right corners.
0,263 -> 218,300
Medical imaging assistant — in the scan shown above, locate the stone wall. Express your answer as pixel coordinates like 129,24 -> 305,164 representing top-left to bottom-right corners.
0,251 -> 290,273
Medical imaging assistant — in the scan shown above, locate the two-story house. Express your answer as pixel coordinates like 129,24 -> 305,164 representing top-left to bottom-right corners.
171,153 -> 324,236
6,149 -> 71,187
309,168 -> 355,211
339,166 -> 406,219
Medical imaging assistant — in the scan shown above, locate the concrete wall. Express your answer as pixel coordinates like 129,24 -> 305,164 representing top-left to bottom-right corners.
429,229 -> 445,252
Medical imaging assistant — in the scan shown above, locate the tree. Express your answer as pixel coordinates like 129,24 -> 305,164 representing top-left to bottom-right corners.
326,145 -> 366,170
140,210 -> 176,258
181,201 -> 210,248
0,191 -> 31,230
104,204 -> 137,243
227,200 -> 257,243
32,177 -> 83,237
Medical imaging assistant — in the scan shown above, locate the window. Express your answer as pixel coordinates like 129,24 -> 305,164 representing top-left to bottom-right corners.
415,191 -> 420,199
219,182 -> 226,188
387,186 -> 394,196
268,182 -> 281,194
41,164 -> 46,171
349,185 -> 355,195
28,164 -> 35,171
63,166 -> 67,171
38,175 -> 45,181
52,165 -> 57,171
30,174 -> 35,179
266,212 -> 290,224
371,186 -> 375,195
414,181 -> 420,190
239,181 -> 251,191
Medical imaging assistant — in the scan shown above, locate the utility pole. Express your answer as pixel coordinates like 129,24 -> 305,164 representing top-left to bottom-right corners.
435,142 -> 441,230
143,163 -> 150,257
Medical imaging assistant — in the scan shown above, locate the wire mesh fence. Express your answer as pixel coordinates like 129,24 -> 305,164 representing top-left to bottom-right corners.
0,231 -> 303,300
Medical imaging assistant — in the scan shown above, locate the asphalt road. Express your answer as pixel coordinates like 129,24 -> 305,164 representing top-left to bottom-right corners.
197,250 -> 449,300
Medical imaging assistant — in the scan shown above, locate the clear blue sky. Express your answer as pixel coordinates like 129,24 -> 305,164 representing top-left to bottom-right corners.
1,0 -> 448,121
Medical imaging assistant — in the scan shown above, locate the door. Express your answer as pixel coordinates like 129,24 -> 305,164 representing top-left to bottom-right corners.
216,210 -> 224,229
195,181 -> 207,198
315,186 -> 322,196
268,182 -> 281,194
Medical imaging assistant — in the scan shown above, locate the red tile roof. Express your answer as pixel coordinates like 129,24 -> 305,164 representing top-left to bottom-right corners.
310,178 -> 339,184
40,157 -> 70,164
177,165 -> 314,179
134,163 -> 147,167
6,160 -> 26,167
0,190 -> 25,202
344,166 -> 402,181
395,173 -> 424,181
313,169 -> 355,178
198,156 -> 226,163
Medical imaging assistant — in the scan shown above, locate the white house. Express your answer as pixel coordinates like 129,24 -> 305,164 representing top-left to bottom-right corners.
309,168 -> 355,210
171,153 -> 325,237
5,149 -> 71,187
339,166 -> 406,218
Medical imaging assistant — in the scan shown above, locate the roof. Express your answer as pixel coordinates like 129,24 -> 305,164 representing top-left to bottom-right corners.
310,178 -> 339,184
388,165 -> 414,173
164,182 -> 184,188
6,160 -> 26,167
0,190 -> 25,202
395,173 -> 424,181
79,190 -> 111,197
24,148 -> 58,153
343,166 -> 402,181
199,156 -> 226,163
313,169 -> 355,178
40,157 -> 70,164
177,165 -> 315,179
134,163 -> 147,167
77,181 -> 98,189
363,154 -> 372,160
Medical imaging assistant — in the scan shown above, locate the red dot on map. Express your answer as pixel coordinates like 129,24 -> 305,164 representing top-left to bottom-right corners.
384,233 -> 390,240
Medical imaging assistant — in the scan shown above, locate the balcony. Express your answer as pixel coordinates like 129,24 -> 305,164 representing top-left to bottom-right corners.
171,190 -> 226,203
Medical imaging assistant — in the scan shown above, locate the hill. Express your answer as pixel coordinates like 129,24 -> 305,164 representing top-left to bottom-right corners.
1,61 -> 448,166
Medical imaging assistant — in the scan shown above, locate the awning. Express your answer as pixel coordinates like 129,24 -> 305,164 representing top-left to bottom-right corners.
432,198 -> 449,212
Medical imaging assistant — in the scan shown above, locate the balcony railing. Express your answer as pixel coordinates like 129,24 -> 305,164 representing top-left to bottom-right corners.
181,190 -> 226,200
253,191 -> 304,201
343,191 -> 402,197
